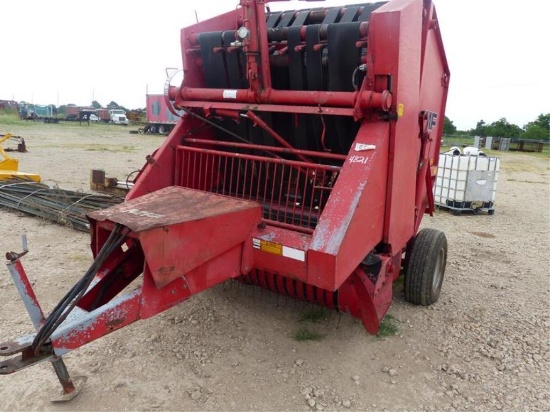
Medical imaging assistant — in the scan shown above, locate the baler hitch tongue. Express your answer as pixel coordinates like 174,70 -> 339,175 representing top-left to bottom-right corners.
0,189 -> 261,400
0,235 -> 90,401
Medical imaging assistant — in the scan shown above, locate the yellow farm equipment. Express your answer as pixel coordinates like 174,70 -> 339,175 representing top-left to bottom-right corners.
0,133 -> 41,182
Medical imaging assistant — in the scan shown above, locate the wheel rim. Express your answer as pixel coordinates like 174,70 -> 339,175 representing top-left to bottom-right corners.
432,247 -> 445,293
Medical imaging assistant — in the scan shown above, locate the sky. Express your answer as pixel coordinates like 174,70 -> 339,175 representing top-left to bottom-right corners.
1,0 -> 548,131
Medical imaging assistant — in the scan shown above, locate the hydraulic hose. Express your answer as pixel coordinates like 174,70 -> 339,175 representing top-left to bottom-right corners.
32,223 -> 130,354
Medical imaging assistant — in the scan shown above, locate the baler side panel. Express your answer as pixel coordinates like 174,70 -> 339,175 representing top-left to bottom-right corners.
371,0 -> 425,250
415,4 -> 450,225
309,122 -> 389,291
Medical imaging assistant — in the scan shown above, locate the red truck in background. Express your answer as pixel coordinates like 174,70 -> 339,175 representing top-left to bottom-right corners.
65,105 -> 95,122
96,109 -> 110,123
137,94 -> 184,134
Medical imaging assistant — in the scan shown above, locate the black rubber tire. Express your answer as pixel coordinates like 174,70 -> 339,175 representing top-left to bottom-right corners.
488,209 -> 495,216
404,228 -> 447,306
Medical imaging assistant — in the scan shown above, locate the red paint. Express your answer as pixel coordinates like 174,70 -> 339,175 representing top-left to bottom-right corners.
2,0 -> 450,375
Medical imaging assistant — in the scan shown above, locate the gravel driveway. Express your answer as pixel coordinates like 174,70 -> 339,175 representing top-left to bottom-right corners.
0,123 -> 548,411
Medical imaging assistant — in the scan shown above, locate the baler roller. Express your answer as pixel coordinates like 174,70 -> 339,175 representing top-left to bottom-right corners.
242,269 -> 338,310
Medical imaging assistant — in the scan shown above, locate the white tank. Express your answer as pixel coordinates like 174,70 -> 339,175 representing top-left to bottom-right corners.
434,152 -> 500,210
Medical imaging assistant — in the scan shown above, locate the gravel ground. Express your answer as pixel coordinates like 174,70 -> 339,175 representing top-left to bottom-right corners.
0,122 -> 548,411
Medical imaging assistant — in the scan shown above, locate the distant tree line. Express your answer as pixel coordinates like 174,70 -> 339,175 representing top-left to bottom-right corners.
443,113 -> 550,141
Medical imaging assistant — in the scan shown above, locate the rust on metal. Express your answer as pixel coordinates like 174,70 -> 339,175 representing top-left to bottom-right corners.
89,186 -> 260,233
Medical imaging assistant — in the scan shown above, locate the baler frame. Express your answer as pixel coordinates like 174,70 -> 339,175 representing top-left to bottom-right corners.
0,0 -> 449,400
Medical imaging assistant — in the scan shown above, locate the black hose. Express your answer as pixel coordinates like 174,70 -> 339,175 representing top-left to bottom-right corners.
32,223 -> 130,353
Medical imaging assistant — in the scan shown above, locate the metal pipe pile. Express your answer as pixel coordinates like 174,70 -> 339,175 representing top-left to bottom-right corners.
0,178 -> 124,232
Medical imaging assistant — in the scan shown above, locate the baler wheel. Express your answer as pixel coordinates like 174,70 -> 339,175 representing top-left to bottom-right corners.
404,228 -> 447,306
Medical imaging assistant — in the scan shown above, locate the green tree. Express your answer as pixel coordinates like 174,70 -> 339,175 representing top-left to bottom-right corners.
443,116 -> 456,135
533,113 -> 549,130
469,120 -> 487,136
523,114 -> 549,141
522,124 -> 548,141
485,118 -> 522,138
91,100 -> 102,109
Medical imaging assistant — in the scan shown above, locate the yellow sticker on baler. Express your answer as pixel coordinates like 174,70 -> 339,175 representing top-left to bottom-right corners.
397,103 -> 404,117
260,240 -> 283,255
252,238 -> 305,261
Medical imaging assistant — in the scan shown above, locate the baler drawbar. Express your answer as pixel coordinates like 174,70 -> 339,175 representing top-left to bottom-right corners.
1,0 -> 450,399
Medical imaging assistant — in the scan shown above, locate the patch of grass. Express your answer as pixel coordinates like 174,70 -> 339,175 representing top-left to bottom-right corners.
36,143 -> 136,153
84,147 -> 111,152
69,254 -> 91,262
377,313 -> 398,338
507,179 -> 546,184
503,159 -> 547,173
393,275 -> 404,286
85,145 -> 136,153
441,136 -> 475,148
299,307 -> 329,323
293,326 -> 325,342
0,110 -> 35,127
392,275 -> 405,295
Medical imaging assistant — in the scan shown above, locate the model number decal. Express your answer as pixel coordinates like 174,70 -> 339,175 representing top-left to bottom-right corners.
349,155 -> 369,165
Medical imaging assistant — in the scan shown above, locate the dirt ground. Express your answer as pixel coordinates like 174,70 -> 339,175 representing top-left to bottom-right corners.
0,122 -> 548,412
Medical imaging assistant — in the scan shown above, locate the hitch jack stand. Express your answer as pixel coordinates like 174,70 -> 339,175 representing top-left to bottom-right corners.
1,235 -> 86,402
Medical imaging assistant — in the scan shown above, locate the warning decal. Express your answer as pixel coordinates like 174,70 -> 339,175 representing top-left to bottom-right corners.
252,238 -> 305,261
260,240 -> 283,255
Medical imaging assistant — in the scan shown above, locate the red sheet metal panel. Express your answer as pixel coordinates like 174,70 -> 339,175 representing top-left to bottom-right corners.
369,0 -> 449,250
308,121 -> 389,291
89,186 -> 262,288
249,225 -> 310,280
90,186 -> 259,232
